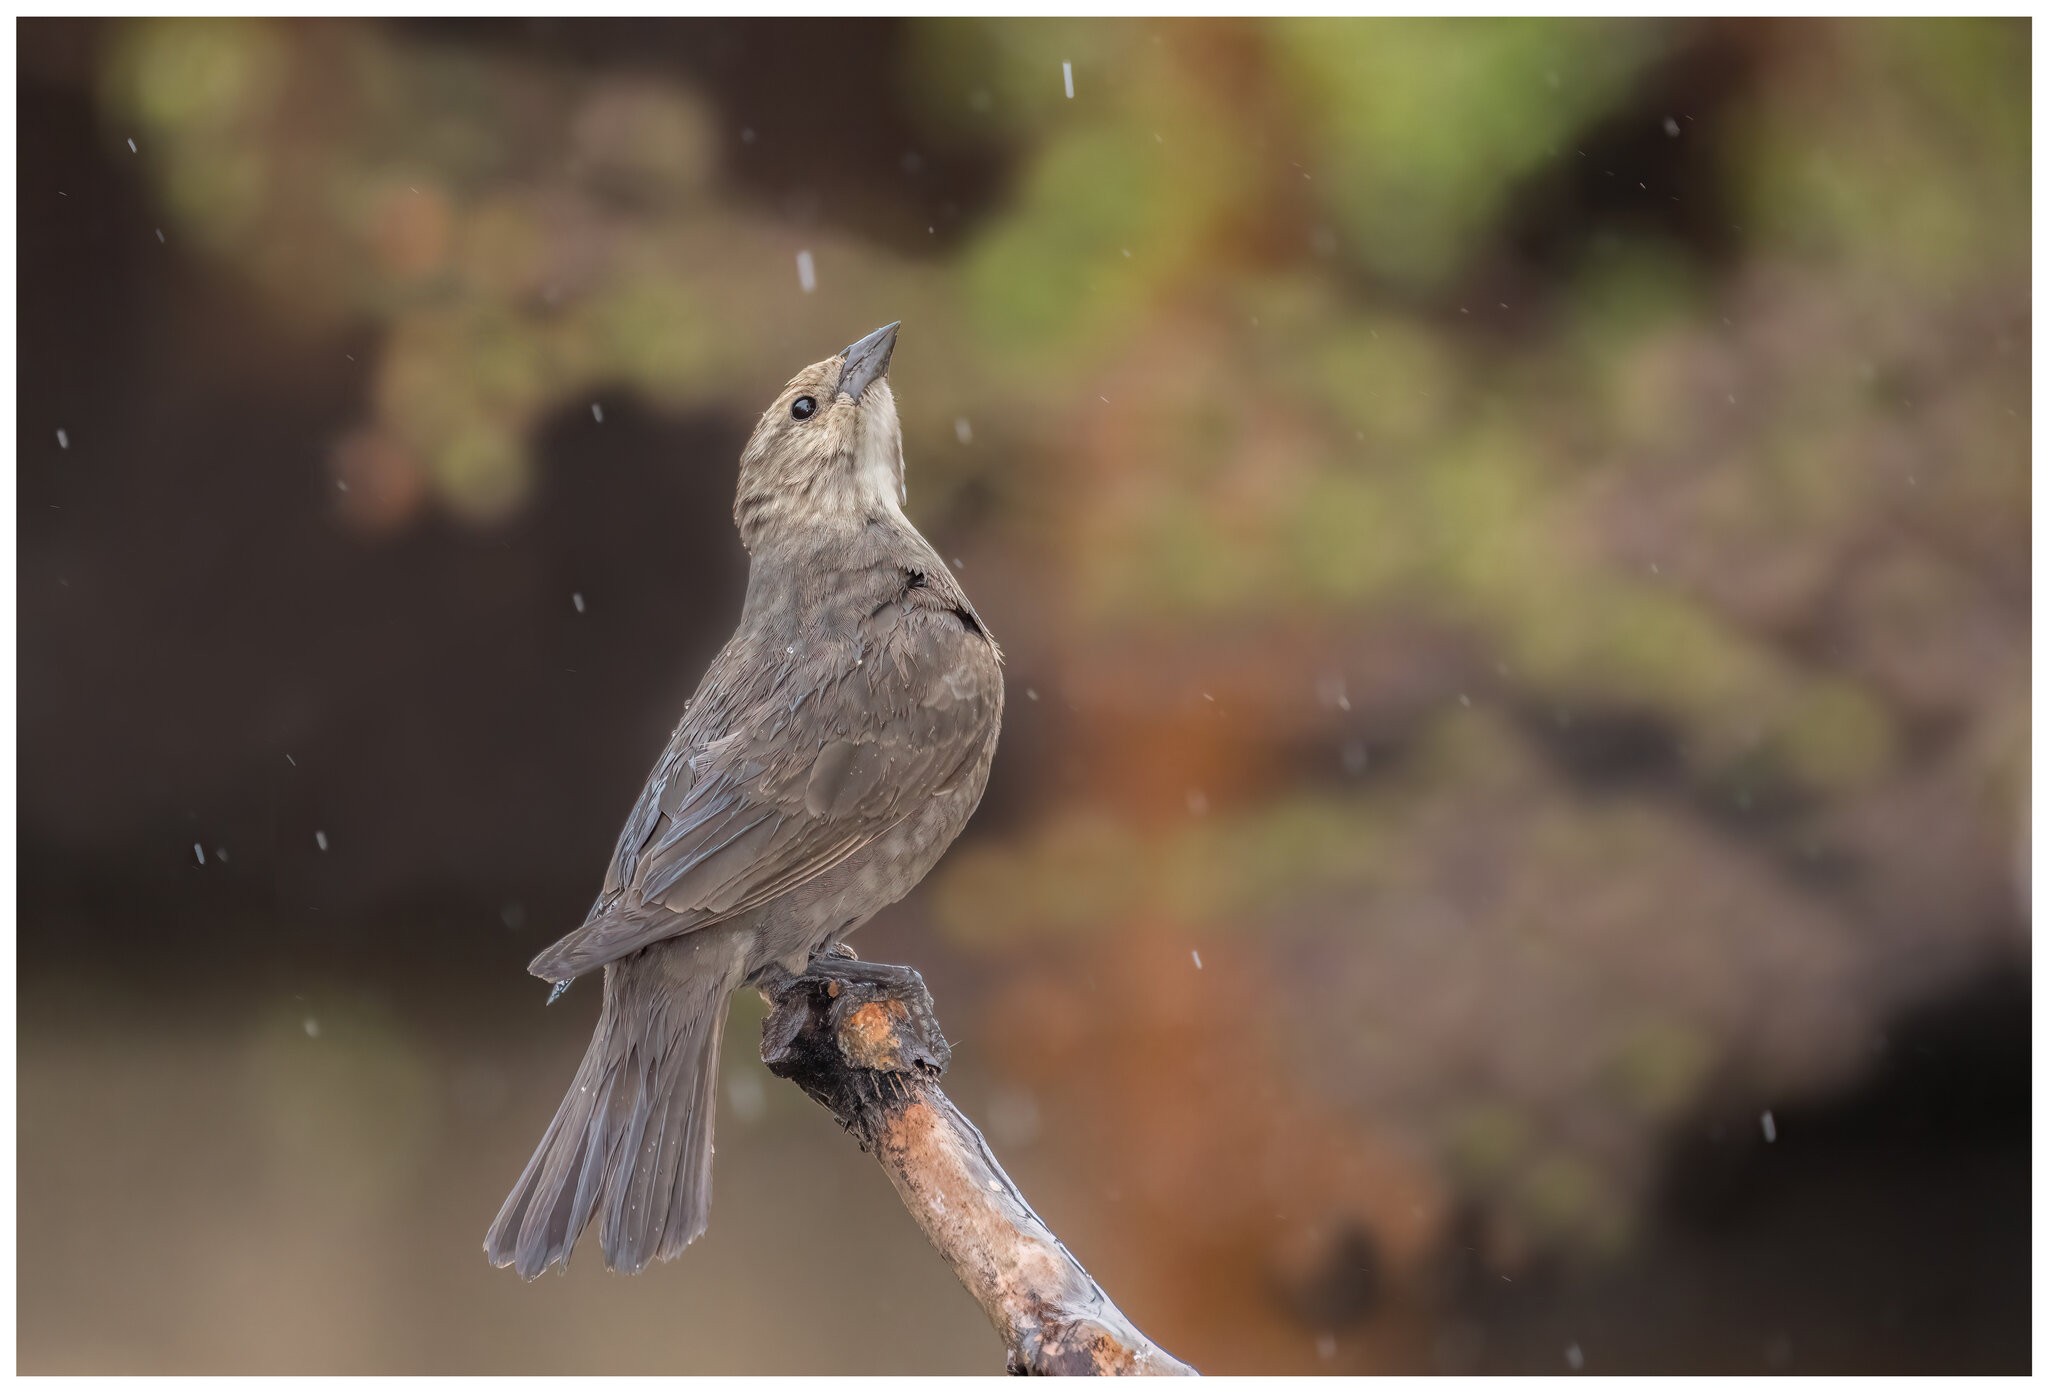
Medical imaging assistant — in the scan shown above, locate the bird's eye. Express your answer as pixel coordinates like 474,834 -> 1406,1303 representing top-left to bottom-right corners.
790,396 -> 817,421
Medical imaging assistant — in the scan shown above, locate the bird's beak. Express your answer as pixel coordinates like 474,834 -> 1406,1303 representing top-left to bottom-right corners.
837,321 -> 899,402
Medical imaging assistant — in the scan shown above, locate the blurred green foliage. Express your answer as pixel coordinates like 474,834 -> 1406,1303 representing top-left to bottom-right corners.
1273,18 -> 1667,288
96,15 -> 2028,1261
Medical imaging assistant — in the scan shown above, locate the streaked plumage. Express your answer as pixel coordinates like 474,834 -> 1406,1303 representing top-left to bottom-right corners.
486,324 -> 1003,1278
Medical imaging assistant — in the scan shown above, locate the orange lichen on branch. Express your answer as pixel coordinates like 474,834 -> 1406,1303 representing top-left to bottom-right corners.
838,998 -> 922,1073
761,967 -> 1195,1377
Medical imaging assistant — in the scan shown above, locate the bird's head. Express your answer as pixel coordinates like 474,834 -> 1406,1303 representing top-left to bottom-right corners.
734,322 -> 906,551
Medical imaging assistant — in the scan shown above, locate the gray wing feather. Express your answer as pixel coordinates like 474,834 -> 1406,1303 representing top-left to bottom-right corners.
530,602 -> 996,982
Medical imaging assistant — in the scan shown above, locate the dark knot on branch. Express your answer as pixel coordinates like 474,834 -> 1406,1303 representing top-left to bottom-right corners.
761,963 -> 948,1145
758,957 -> 1196,1377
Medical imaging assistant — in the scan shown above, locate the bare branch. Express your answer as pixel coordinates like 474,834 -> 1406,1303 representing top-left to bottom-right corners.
761,968 -> 1198,1377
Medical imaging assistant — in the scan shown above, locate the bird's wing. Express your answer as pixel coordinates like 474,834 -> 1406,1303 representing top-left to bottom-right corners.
528,605 -> 999,982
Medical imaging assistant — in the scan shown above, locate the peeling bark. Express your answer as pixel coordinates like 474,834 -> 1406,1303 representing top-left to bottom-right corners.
761,969 -> 1197,1377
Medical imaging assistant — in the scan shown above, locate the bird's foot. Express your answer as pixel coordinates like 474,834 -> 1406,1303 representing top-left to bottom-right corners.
761,955 -> 950,1089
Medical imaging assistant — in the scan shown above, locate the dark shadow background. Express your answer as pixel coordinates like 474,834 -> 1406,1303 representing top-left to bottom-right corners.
18,17 -> 2030,1373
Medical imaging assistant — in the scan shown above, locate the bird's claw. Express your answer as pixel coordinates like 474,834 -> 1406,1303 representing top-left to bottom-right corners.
761,955 -> 951,1077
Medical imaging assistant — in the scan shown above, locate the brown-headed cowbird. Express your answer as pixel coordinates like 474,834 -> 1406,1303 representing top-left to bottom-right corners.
485,323 -> 1004,1278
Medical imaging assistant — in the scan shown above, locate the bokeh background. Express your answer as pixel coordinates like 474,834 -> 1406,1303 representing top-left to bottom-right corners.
17,16 -> 2031,1374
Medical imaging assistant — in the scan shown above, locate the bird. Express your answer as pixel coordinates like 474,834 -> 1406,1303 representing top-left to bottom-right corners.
484,322 -> 1004,1279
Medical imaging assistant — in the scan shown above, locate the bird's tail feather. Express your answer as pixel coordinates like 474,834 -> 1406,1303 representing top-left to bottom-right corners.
485,936 -> 745,1278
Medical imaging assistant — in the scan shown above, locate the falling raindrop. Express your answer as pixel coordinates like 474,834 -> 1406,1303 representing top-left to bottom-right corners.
795,249 -> 817,293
